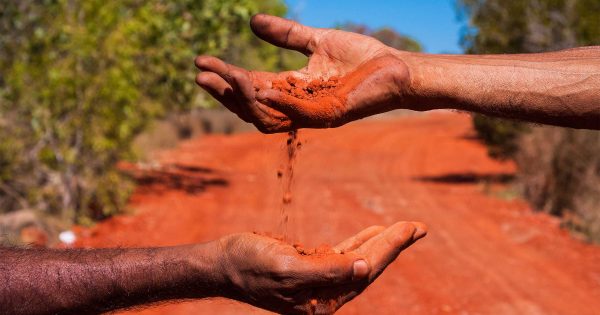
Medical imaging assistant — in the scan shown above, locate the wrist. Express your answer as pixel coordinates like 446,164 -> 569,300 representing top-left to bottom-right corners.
179,241 -> 229,298
390,50 -> 451,111
338,50 -> 418,123
208,235 -> 249,302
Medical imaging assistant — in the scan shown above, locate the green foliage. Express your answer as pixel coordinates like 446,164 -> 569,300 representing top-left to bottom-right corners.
0,0 -> 286,224
458,0 -> 600,242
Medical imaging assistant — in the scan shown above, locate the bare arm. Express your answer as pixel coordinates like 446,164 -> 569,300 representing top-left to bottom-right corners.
0,244 -> 222,315
403,47 -> 600,129
195,15 -> 599,131
0,221 -> 426,315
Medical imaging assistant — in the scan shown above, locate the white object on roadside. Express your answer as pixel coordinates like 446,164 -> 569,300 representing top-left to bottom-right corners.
59,230 -> 76,245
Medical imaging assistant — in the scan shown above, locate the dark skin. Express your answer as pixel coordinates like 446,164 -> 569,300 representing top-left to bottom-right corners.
195,14 -> 600,131
0,221 -> 426,315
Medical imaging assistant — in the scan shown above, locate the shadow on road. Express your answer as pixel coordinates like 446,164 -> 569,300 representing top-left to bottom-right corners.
126,163 -> 228,194
413,172 -> 515,184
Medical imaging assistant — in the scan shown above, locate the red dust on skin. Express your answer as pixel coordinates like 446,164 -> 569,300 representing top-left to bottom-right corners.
251,231 -> 342,314
271,76 -> 341,100
294,243 -> 337,257
258,56 -> 408,130
252,231 -> 336,257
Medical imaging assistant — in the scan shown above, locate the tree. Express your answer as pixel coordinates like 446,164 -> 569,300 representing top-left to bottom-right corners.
0,0 -> 287,224
458,0 -> 600,241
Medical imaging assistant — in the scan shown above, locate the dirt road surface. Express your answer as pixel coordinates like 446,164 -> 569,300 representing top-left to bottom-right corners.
76,113 -> 600,315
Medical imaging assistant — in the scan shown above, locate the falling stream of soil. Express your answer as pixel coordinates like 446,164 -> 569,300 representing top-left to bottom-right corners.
272,76 -> 342,239
278,129 -> 301,238
272,76 -> 352,313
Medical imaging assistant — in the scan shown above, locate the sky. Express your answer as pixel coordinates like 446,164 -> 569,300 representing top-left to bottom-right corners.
283,0 -> 465,54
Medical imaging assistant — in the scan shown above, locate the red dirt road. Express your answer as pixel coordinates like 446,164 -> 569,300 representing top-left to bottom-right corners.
76,113 -> 600,315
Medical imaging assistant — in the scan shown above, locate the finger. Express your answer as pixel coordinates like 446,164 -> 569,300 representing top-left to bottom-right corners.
195,72 -> 236,109
196,56 -> 305,89
228,70 -> 297,133
296,252 -> 370,287
195,72 -> 252,123
195,56 -> 248,87
355,222 -> 423,281
411,221 -> 428,240
250,14 -> 321,55
228,69 -> 255,103
195,56 -> 256,121
333,225 -> 385,253
252,102 -> 294,134
195,55 -> 236,74
195,56 -> 252,108
228,69 -> 274,123
318,223 -> 427,310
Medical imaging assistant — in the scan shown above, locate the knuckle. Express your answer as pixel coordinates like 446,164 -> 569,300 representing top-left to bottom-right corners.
272,258 -> 294,276
278,277 -> 298,290
254,122 -> 271,134
230,69 -> 244,80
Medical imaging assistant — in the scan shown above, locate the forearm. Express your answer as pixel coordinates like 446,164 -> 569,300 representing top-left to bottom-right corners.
0,244 -> 225,315
400,46 -> 600,129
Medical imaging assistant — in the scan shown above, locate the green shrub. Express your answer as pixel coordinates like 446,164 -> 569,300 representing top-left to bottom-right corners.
0,0 -> 287,225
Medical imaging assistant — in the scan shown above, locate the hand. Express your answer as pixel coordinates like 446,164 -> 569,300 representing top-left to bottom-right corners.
195,14 -> 415,133
217,221 -> 427,314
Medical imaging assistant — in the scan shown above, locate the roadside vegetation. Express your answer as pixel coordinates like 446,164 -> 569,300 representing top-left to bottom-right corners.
0,0 -> 297,227
459,0 -> 600,242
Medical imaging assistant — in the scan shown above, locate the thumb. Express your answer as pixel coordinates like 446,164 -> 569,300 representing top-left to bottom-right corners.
355,222 -> 425,281
250,14 -> 321,55
299,253 -> 371,286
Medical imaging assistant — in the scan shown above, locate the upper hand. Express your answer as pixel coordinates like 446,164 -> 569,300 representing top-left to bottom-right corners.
217,221 -> 427,314
195,14 -> 414,133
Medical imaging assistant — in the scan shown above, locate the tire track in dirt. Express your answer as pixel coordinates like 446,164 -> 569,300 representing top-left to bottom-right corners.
75,112 -> 600,315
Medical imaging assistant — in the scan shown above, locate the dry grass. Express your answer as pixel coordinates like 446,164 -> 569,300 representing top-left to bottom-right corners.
515,126 -> 600,242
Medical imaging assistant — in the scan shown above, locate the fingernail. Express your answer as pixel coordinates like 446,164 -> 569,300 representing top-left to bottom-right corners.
412,222 -> 428,240
352,259 -> 369,280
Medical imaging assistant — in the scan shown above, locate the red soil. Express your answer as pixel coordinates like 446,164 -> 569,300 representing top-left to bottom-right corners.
279,130 -> 301,236
271,76 -> 340,100
75,113 -> 600,315
294,244 -> 336,257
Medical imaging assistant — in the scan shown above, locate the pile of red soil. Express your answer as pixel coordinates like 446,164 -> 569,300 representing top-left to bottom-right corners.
272,76 -> 340,100
253,231 -> 336,257
294,243 -> 337,256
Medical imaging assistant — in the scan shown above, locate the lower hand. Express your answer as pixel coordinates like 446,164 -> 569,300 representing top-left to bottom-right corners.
217,221 -> 427,314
